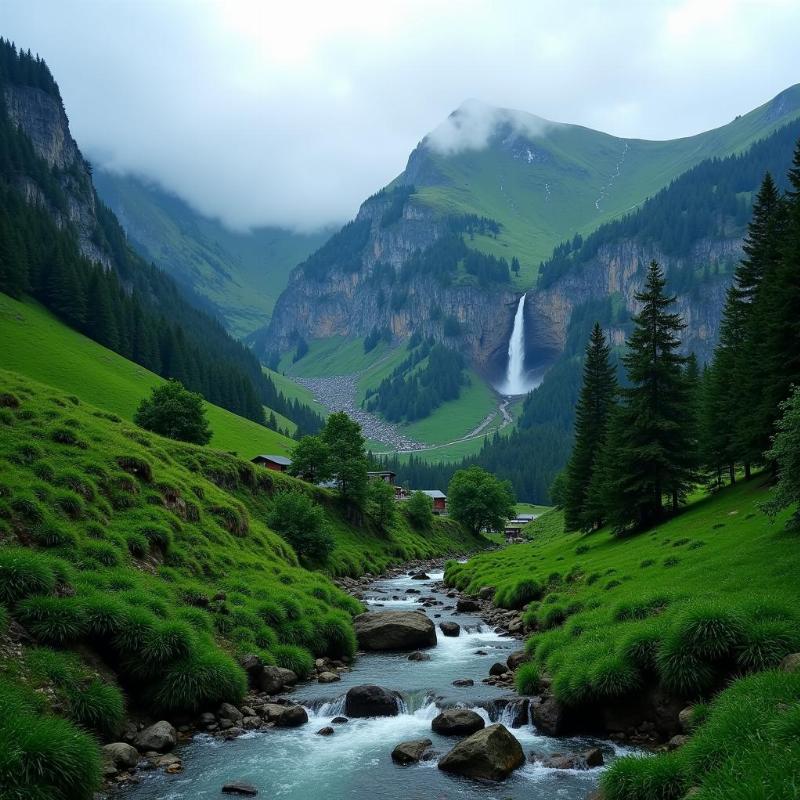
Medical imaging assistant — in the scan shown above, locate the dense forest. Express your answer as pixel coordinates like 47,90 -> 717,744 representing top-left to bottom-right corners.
0,40 -> 322,436
538,118 -> 800,291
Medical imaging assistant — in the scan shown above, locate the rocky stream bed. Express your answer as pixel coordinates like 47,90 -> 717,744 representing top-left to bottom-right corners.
105,560 -> 642,799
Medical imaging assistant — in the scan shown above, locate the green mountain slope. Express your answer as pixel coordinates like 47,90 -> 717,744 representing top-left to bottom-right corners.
93,169 -> 330,338
0,293 -> 294,457
404,85 -> 800,282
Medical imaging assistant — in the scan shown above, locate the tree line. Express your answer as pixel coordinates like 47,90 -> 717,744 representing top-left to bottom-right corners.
561,142 -> 800,533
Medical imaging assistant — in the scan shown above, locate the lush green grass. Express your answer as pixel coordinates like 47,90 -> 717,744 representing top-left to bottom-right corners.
0,293 -> 294,457
515,503 -> 551,516
445,479 -> 800,797
280,336 -> 396,378
94,169 -> 328,338
266,367 -> 324,412
411,86 -> 800,286
0,368 -> 481,796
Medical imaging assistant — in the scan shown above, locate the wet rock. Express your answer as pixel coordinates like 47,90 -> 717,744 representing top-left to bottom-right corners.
438,723 -> 524,781
258,666 -> 298,694
134,721 -> 177,753
534,747 -> 604,770
408,651 -> 431,662
345,685 -> 400,718
354,611 -> 436,651
222,782 -> 258,796
531,696 -> 567,736
242,716 -> 262,729
410,572 -> 430,580
439,621 -> 460,637
318,671 -> 341,683
668,734 -> 690,750
489,662 -> 507,676
259,703 -> 286,722
316,726 -> 335,736
240,654 -> 265,688
432,708 -> 485,736
218,702 -> 243,723
391,738 -> 433,765
155,753 -> 181,768
478,586 -> 495,600
506,650 -> 530,671
474,649 -> 488,656
780,653 -> 800,672
276,706 -> 308,728
456,599 -> 480,613
452,678 -> 474,687
331,716 -> 349,724
678,706 -> 695,733
103,742 -> 139,769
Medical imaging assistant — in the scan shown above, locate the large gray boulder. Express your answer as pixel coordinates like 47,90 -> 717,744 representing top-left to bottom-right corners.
276,706 -> 308,727
102,742 -> 139,769
258,666 -> 298,694
354,611 -> 436,651
134,721 -> 177,753
431,708 -> 485,736
345,685 -> 400,717
439,621 -> 460,637
391,738 -> 433,765
438,723 -> 524,781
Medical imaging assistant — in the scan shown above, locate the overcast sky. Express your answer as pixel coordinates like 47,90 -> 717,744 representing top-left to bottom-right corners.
5,0 -> 800,231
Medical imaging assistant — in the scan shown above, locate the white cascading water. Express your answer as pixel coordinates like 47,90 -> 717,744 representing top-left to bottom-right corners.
501,293 -> 528,395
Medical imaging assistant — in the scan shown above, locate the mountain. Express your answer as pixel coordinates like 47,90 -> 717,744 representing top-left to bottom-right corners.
93,169 -> 329,338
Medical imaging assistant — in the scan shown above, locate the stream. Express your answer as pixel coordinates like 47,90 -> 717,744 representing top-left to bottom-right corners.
122,569 -> 625,799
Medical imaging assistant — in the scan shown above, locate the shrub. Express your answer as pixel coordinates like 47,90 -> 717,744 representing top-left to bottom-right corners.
589,653 -> 641,700
15,596 -> 87,644
130,621 -> 195,676
134,380 -> 212,445
267,491 -> 332,562
736,619 -> 800,672
125,531 -> 149,557
619,623 -> 663,672
601,751 -> 687,800
115,455 -> 153,482
495,578 -> 542,610
273,644 -> 314,678
50,426 -> 84,446
614,595 -> 671,621
81,541 -> 119,567
540,605 -> 567,630
0,548 -> 55,603
656,631 -> 716,695
575,544 -> 590,555
152,646 -> 246,712
515,662 -> 540,694
113,607 -> 158,654
83,595 -> 127,638
254,625 -> 279,650
139,524 -> 173,553
65,679 -> 125,738
209,503 -> 250,537
31,522 -> 77,549
0,680 -> 102,799
672,603 -> 745,660
404,490 -> 434,530
318,611 -> 357,658
10,494 -> 46,523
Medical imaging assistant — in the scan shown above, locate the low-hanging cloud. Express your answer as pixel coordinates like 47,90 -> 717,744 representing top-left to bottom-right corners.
4,0 -> 800,232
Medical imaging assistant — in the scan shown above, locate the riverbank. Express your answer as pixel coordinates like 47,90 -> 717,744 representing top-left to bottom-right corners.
107,558 -> 624,799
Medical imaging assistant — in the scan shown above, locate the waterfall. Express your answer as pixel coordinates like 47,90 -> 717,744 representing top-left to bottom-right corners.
501,293 -> 528,395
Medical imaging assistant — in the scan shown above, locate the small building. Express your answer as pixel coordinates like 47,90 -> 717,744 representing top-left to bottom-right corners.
504,521 -> 525,539
251,454 -> 292,473
420,489 -> 447,514
516,513 -> 536,523
367,470 -> 397,485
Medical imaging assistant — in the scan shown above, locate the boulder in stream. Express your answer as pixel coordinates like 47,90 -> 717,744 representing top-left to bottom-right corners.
438,723 -> 524,781
408,651 -> 431,662
456,599 -> 480,612
134,721 -> 177,753
345,684 -> 401,717
354,611 -> 436,651
391,738 -> 433,765
432,708 -> 485,736
439,621 -> 460,637
410,572 -> 430,580
276,706 -> 308,727
222,782 -> 259,796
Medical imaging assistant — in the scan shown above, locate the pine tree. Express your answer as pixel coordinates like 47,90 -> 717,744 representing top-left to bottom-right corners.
563,323 -> 617,531
609,261 -> 695,531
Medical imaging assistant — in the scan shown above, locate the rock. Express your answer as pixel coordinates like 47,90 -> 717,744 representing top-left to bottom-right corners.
345,685 -> 400,718
276,706 -> 308,728
474,649 -> 488,656
102,742 -> 139,769
678,706 -> 695,733
318,671 -> 341,683
452,678 -> 474,687
240,654 -> 264,687
456,599 -> 480,613
410,572 -> 430,580
439,621 -> 460,637
584,747 -> 604,768
408,651 -> 431,662
241,706 -> 257,717
438,723 -> 524,781
391,738 -> 433,765
199,711 -> 217,726
432,708 -> 485,736
506,650 -> 530,671
218,702 -> 244,723
155,754 -> 181,768
242,716 -> 262,729
222,782 -> 259,796
259,703 -> 286,722
489,662 -> 507,676
668,734 -> 690,750
478,586 -> 495,600
780,653 -> 800,672
258,666 -> 298,694
354,611 -> 436,651
331,716 -> 348,724
316,726 -> 334,736
134,721 -> 177,753
531,696 -> 567,736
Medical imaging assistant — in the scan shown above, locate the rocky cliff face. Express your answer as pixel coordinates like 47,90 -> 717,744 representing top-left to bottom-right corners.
528,236 -> 740,363
267,191 -> 520,371
3,84 -> 110,268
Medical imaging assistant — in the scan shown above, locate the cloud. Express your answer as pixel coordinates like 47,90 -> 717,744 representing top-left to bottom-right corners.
4,0 -> 800,232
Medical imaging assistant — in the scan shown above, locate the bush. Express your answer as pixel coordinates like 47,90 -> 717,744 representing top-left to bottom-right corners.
81,541 -> 119,567
0,680 -> 102,799
113,607 -> 158,654
83,595 -> 127,638
15,597 -> 87,644
515,662 -> 540,694
136,621 -> 195,674
31,522 -> 77,549
656,630 -> 716,695
273,644 -> 314,678
736,619 -> 800,672
134,380 -> 212,445
318,611 -> 357,658
601,751 -> 687,800
152,646 -> 246,712
125,531 -> 149,557
495,578 -> 542,610
671,603 -> 745,660
404,491 -> 434,530
65,679 -> 125,738
139,524 -> 173,553
267,491 -> 333,563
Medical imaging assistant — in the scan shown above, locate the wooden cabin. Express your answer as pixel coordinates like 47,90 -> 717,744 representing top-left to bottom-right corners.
420,489 -> 447,514
251,454 -> 292,473
367,470 -> 397,485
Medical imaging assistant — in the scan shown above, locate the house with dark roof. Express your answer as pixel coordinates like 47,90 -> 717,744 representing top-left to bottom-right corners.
251,454 -> 292,473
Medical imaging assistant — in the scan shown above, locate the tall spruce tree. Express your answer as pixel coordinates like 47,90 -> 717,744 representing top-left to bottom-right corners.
563,322 -> 617,531
609,261 -> 695,531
